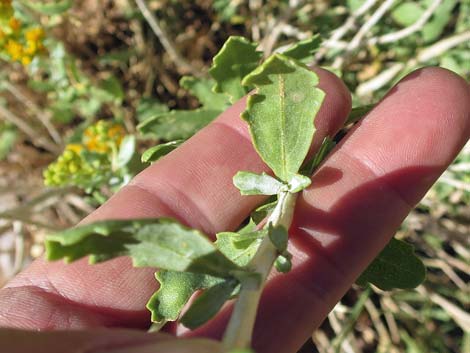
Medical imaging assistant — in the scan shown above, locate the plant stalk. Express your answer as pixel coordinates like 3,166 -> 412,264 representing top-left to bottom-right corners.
223,191 -> 298,349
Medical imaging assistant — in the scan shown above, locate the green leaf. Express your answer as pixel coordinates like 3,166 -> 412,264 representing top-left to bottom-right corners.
251,199 -> 277,224
25,0 -> 72,15
181,278 -> 239,329
180,76 -> 229,111
116,135 -> 135,169
100,76 -> 124,103
356,238 -> 426,290
287,174 -> 311,193
0,125 -> 17,160
282,35 -> 321,63
233,171 -> 284,195
241,54 -> 325,182
45,218 -> 241,278
301,137 -> 336,176
215,230 -> 266,267
345,104 -> 374,125
422,0 -> 456,43
141,140 -> 183,163
136,98 -> 169,122
146,270 -> 224,323
392,3 -> 424,27
138,109 -> 221,140
268,225 -> 288,252
209,36 -> 263,103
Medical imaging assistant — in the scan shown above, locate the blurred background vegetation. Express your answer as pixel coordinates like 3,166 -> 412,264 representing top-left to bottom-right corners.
0,0 -> 469,352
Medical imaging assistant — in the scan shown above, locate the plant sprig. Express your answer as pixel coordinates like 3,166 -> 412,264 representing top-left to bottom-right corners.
44,35 -> 426,352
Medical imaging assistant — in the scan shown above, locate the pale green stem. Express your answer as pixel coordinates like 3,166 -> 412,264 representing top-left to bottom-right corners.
223,191 -> 298,350
147,320 -> 167,333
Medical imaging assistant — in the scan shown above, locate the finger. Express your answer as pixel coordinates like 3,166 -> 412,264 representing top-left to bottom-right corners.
0,328 -> 222,353
183,67 -> 470,353
0,68 -> 351,329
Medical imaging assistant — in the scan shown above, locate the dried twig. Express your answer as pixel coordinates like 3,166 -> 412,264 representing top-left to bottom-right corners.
133,0 -> 198,76
371,0 -> 442,45
333,0 -> 396,69
4,82 -> 62,145
356,31 -> 470,96
0,104 -> 58,153
315,0 -> 378,62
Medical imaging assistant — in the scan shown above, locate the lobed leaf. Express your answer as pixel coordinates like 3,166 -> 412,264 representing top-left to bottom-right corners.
356,238 -> 426,290
282,35 -> 321,63
180,76 -> 229,111
46,218 -> 241,278
137,109 -> 221,140
215,230 -> 266,267
209,36 -> 263,103
241,54 -> 325,182
233,171 -> 284,195
146,270 -> 225,323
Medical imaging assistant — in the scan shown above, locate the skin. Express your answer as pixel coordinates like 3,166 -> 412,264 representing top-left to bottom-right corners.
0,67 -> 469,353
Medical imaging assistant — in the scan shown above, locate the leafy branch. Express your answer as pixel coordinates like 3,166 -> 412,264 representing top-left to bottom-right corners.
44,35 -> 427,352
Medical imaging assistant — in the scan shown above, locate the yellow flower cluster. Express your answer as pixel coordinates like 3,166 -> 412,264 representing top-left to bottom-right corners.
83,120 -> 126,154
0,2 -> 46,65
44,121 -> 127,188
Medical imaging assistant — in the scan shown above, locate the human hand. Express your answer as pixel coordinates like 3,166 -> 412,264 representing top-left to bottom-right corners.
0,67 -> 469,353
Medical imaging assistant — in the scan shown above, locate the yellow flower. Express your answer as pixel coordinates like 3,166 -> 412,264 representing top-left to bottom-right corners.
21,56 -> 31,66
8,17 -> 21,32
5,39 -> 23,61
66,144 -> 84,154
25,28 -> 45,42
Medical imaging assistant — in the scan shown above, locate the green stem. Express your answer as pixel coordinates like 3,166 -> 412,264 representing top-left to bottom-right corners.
223,191 -> 297,350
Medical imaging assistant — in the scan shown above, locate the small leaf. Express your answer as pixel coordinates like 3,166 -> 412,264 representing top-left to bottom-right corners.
46,218 -> 241,278
345,104 -> 374,125
274,254 -> 292,273
356,238 -> 426,290
241,54 -> 325,182
181,279 -> 239,329
146,270 -> 224,323
282,35 -> 321,63
116,135 -> 135,169
391,3 -> 424,27
301,137 -> 336,176
209,36 -> 263,103
268,224 -> 288,252
136,98 -> 169,122
138,109 -> 221,141
0,125 -> 17,160
100,76 -> 124,103
287,174 -> 311,193
180,76 -> 229,111
25,0 -> 72,15
141,140 -> 183,163
233,171 -> 284,195
251,198 -> 277,224
215,230 -> 266,267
